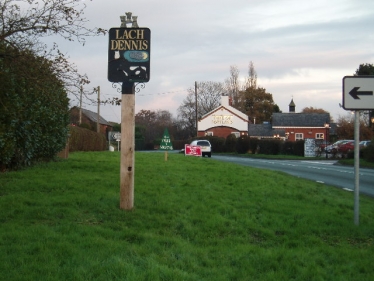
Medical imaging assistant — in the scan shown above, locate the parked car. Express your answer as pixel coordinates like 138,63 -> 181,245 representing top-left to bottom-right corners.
338,141 -> 355,154
190,140 -> 212,157
359,140 -> 371,148
325,140 -> 353,153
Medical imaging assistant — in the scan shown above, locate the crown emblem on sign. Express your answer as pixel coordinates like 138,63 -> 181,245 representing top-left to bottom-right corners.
120,12 -> 139,28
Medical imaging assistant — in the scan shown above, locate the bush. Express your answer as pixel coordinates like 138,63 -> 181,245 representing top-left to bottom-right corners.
0,44 -> 69,170
208,136 -> 225,153
225,134 -> 237,153
363,143 -> 374,162
236,135 -> 251,154
258,139 -> 282,155
173,140 -> 188,150
293,140 -> 305,156
79,123 -> 92,130
135,138 -> 145,150
281,141 -> 294,155
248,138 -> 260,154
69,126 -> 107,152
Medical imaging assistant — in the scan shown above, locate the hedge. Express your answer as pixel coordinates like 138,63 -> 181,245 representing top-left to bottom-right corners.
69,126 -> 107,152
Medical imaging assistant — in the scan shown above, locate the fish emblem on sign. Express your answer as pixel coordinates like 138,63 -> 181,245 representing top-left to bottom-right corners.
124,51 -> 149,62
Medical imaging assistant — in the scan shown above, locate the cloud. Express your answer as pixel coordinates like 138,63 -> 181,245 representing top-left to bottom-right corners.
50,0 -> 374,123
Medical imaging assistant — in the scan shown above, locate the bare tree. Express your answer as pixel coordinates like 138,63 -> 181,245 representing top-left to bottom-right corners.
244,61 -> 257,90
193,81 -> 224,117
0,0 -> 105,100
177,92 -> 197,138
0,0 -> 104,50
225,65 -> 240,106
176,81 -> 223,138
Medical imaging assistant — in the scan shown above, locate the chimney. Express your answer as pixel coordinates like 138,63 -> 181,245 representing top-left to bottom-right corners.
221,95 -> 229,107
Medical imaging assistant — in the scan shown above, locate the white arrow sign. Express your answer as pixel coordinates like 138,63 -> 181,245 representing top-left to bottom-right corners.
343,76 -> 374,110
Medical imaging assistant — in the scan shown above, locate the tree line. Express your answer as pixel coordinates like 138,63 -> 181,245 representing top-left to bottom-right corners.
133,62 -> 281,146
133,63 -> 374,147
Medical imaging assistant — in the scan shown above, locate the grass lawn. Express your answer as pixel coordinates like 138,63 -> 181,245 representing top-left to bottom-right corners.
1,151 -> 374,281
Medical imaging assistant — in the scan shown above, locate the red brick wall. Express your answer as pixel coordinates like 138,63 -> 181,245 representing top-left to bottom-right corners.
285,128 -> 328,142
69,107 -> 111,136
198,126 -> 248,138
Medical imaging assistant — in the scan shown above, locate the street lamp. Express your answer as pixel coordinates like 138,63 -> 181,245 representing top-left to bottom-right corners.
324,122 -> 330,159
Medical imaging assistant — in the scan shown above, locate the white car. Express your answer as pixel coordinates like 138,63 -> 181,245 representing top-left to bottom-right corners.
190,140 -> 212,157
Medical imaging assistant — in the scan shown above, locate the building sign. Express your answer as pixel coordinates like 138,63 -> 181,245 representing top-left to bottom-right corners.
304,138 -> 316,157
212,114 -> 233,125
108,28 -> 151,83
184,144 -> 202,157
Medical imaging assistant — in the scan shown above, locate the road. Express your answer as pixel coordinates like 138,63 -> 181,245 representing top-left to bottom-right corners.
212,155 -> 374,197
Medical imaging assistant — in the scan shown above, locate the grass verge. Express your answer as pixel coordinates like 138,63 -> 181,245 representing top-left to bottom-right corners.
1,151 -> 374,280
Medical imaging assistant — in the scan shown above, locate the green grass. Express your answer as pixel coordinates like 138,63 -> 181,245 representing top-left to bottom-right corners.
1,151 -> 374,281
338,158 -> 374,169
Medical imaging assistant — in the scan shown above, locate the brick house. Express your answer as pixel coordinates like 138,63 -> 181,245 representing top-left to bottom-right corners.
248,99 -> 335,143
272,112 -> 331,142
69,106 -> 113,136
197,95 -> 249,138
198,96 -> 335,143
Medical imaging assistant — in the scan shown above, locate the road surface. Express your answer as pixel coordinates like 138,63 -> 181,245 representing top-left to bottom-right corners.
212,155 -> 374,197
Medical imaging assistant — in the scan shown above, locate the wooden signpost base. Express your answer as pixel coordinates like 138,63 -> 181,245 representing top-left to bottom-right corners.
120,83 -> 135,210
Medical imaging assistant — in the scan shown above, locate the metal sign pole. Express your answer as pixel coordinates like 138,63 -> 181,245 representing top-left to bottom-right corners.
354,110 -> 360,225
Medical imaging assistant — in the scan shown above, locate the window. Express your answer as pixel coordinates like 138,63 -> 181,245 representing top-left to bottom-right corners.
196,141 -> 211,147
206,131 -> 213,136
295,133 -> 303,140
316,133 -> 324,139
231,132 -> 240,138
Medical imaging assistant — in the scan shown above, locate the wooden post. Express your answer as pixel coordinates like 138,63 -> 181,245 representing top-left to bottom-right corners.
120,83 -> 135,210
164,151 -> 168,161
79,86 -> 83,125
97,86 -> 100,133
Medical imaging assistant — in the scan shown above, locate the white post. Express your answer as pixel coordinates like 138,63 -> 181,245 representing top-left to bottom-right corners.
354,110 -> 360,225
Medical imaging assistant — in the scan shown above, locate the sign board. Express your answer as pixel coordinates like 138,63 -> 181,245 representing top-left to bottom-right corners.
108,131 -> 121,141
159,128 -> 173,150
342,76 -> 374,110
108,28 -> 151,83
184,144 -> 202,157
304,138 -> 316,157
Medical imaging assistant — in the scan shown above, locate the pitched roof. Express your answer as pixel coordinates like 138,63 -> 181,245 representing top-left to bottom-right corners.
248,123 -> 285,137
80,108 -> 111,126
272,113 -> 330,127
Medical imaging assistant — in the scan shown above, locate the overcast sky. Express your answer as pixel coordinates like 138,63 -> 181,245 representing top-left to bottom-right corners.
63,0 -> 374,123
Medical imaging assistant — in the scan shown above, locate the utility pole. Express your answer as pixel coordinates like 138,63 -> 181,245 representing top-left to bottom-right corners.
97,86 -> 100,133
195,81 -> 198,137
79,85 -> 83,125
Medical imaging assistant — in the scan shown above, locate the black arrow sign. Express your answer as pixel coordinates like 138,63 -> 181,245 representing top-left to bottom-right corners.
349,87 -> 373,99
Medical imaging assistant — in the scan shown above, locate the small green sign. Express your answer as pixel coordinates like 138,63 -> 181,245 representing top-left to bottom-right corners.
159,128 -> 173,150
